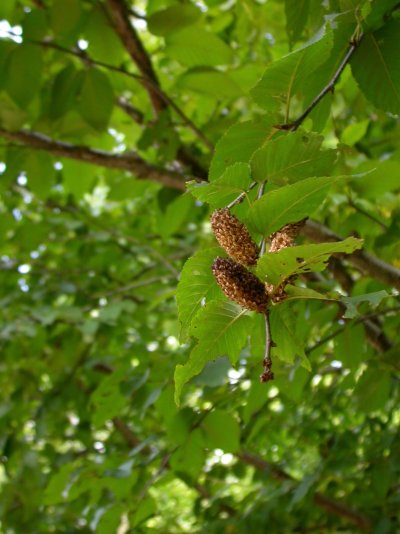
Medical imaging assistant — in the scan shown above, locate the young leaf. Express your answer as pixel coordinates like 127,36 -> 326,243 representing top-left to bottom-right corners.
340,291 -> 389,319
251,130 -> 337,185
176,247 -> 222,339
251,33 -> 332,111
285,285 -> 340,302
351,20 -> 400,114
257,237 -> 363,285
246,176 -> 337,235
209,116 -> 276,181
174,300 -> 252,404
188,162 -> 251,207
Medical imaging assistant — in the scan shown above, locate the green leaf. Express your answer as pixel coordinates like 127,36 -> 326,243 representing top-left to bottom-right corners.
51,0 -> 82,38
177,69 -> 243,99
251,33 -> 332,111
166,27 -> 233,67
202,410 -> 240,453
352,159 -> 400,197
251,130 -> 337,185
132,497 -> 156,527
62,159 -> 96,198
285,0 -> 310,45
78,68 -> 114,131
341,119 -> 369,145
351,20 -> 400,114
170,429 -> 206,479
0,0 -> 15,18
148,4 -> 201,36
5,44 -> 42,107
25,152 -> 55,198
257,237 -> 363,285
90,367 -> 127,427
354,368 -> 391,413
247,176 -> 337,235
340,291 -> 389,319
188,162 -> 251,208
50,64 -> 81,119
334,324 -> 365,371
176,247 -> 222,339
209,116 -> 276,181
285,285 -> 339,302
86,6 -> 125,64
43,463 -> 73,505
270,305 -> 309,369
97,505 -> 124,534
363,0 -> 400,31
174,300 -> 252,404
156,193 -> 194,239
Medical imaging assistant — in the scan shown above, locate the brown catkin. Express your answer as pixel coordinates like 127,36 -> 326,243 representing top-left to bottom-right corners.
269,218 -> 308,253
211,209 -> 258,266
212,257 -> 268,313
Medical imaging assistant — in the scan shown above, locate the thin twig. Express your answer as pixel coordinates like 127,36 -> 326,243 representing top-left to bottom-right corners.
277,33 -> 363,131
347,196 -> 388,230
257,181 -> 267,256
226,181 -> 257,209
306,305 -> 400,355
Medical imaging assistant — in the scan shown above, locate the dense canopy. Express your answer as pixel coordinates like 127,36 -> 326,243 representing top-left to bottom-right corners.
0,0 -> 399,532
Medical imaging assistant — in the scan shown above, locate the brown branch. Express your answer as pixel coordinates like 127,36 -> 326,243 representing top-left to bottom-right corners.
105,0 -> 213,150
0,128 -> 188,190
106,0 -> 165,114
238,451 -> 372,531
303,219 -> 400,291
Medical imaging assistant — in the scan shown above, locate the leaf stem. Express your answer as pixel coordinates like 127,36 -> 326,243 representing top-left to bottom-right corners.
260,311 -> 274,383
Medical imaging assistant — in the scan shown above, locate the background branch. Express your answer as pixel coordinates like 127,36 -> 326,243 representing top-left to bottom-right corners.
0,128 -> 188,190
303,220 -> 400,290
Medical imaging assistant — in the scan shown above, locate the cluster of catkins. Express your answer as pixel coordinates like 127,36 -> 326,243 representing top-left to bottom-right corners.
210,208 -> 306,311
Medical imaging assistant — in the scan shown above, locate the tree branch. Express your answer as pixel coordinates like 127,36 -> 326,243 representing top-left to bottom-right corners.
238,451 -> 372,531
0,128 -> 188,190
105,0 -> 213,150
105,0 -> 165,115
303,219 -> 400,291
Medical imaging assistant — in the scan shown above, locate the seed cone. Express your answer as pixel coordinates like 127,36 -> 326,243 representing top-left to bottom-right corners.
212,257 -> 268,313
269,218 -> 308,253
211,208 -> 258,266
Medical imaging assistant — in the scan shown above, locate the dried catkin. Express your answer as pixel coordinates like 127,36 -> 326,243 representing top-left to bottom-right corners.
211,208 -> 258,266
269,218 -> 307,253
212,257 -> 268,313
